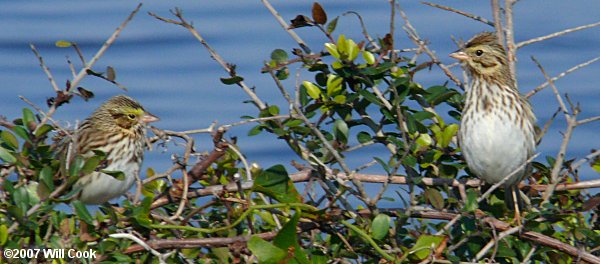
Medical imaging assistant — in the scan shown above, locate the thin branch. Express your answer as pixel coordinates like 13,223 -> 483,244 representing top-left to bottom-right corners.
421,2 -> 494,26
569,149 -> 600,172
109,233 -> 174,263
122,232 -> 277,254
396,2 -> 463,89
504,0 -> 517,81
577,115 -> 600,126
342,11 -> 380,50
491,0 -> 505,48
531,57 -> 579,203
149,9 -> 266,110
517,21 -> 600,48
35,3 -> 143,132
525,56 -> 600,99
260,0 -> 310,53
30,44 -> 60,92
475,226 -> 521,261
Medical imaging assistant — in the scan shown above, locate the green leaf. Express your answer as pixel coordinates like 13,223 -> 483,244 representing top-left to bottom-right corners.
592,159 -> 600,173
357,131 -> 371,143
0,224 -> 7,246
69,156 -> 85,177
326,74 -> 343,97
332,94 -> 346,104
464,188 -> 478,212
55,40 -> 73,48
362,50 -> 375,65
14,186 -> 30,212
283,119 -> 303,128
276,68 -> 289,80
39,166 -> 55,192
101,170 -> 126,181
247,236 -> 287,264
25,182 -> 40,205
326,16 -> 339,34
267,105 -> 280,116
408,235 -> 445,261
416,134 -> 432,148
425,188 -> 445,210
248,125 -> 263,136
303,81 -> 321,100
371,214 -> 391,240
337,34 -> 347,55
22,108 -> 36,130
324,43 -> 339,59
1,130 -> 18,150
34,124 -> 54,137
273,212 -> 309,263
72,200 -> 94,225
12,126 -> 31,143
345,39 -> 359,61
441,124 -> 458,148
424,85 -> 457,106
273,212 -> 300,249
253,165 -> 301,203
271,49 -> 288,63
333,119 -> 349,143
81,155 -> 104,175
0,147 -> 17,163
220,76 -> 244,85
358,89 -> 382,106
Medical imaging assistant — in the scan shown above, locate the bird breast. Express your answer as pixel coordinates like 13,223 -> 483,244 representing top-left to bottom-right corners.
460,82 -> 535,186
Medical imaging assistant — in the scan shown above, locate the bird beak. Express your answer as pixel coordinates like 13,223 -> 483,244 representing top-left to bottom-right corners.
449,50 -> 468,61
141,112 -> 159,124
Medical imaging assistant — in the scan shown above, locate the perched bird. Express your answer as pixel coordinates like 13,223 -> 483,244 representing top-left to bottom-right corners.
65,95 -> 159,204
450,32 -> 536,218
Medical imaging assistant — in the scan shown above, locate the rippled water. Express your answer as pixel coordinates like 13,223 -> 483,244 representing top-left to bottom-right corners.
1,1 -> 599,186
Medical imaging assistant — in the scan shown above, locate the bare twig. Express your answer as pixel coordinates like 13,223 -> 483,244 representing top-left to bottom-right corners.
577,115 -> 600,126
517,21 -> 600,48
421,2 -> 494,26
149,9 -> 266,110
491,0 -> 505,48
503,0 -> 517,81
342,11 -> 380,50
396,2 -> 463,89
35,3 -> 143,132
109,233 -> 174,263
30,44 -> 61,92
475,226 -> 521,261
260,0 -> 310,53
569,149 -> 600,172
531,57 -> 579,203
525,56 -> 600,99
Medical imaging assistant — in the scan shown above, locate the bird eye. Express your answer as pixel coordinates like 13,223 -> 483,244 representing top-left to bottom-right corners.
475,50 -> 484,56
127,114 -> 136,119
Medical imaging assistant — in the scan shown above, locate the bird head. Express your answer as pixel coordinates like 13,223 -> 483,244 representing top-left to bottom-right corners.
450,32 -> 511,82
93,95 -> 159,132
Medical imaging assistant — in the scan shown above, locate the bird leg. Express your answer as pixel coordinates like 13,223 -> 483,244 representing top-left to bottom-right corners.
511,188 -> 522,228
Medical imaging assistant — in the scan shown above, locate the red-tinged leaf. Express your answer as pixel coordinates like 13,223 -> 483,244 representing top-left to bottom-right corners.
312,2 -> 327,25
